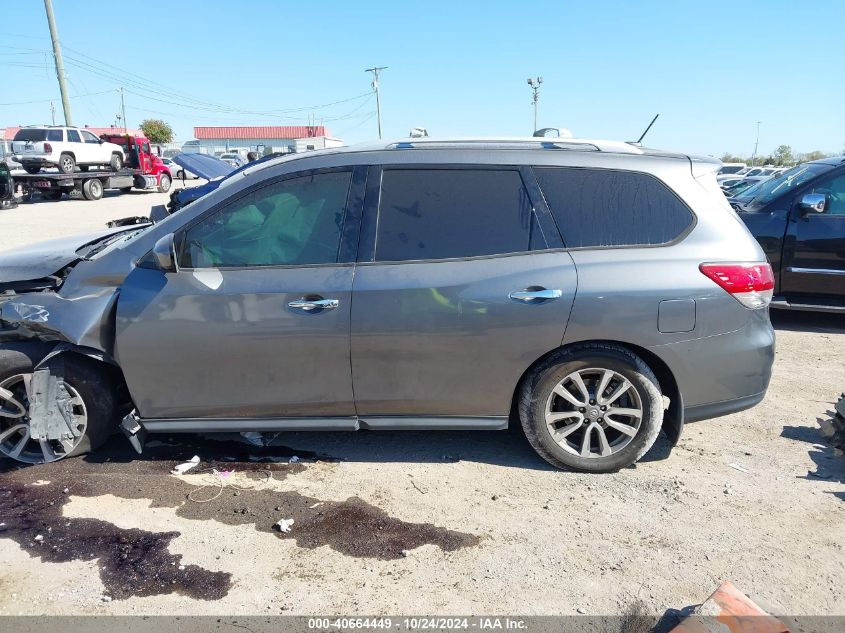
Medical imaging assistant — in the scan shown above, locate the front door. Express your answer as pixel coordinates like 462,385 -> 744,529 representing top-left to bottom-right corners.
350,166 -> 577,419
115,167 -> 362,420
780,169 -> 845,300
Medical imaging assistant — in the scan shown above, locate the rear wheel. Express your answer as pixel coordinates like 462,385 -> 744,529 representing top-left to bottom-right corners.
0,351 -> 116,464
58,153 -> 76,174
157,173 -> 171,193
82,178 -> 104,201
23,165 -> 40,175
519,344 -> 663,473
109,153 -> 123,171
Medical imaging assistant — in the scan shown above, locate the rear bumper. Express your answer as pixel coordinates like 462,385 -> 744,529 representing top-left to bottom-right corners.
684,391 -> 766,422
14,156 -> 54,166
651,308 -> 775,421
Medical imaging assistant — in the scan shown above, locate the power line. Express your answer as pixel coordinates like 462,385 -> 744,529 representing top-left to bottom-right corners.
0,89 -> 113,106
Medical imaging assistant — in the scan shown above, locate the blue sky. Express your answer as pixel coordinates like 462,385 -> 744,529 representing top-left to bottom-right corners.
1,0 -> 843,157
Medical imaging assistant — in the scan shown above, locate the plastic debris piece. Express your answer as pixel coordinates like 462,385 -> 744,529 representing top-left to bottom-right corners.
34,534 -> 44,542
240,432 -> 264,447
727,463 -> 751,474
289,456 -> 300,464
274,518 -> 295,533
171,455 -> 201,475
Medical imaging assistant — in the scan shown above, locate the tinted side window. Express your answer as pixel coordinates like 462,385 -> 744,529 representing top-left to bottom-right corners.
807,171 -> 845,216
81,131 -> 100,143
47,129 -> 63,142
534,167 -> 693,247
66,129 -> 81,143
375,169 -> 542,262
178,170 -> 352,268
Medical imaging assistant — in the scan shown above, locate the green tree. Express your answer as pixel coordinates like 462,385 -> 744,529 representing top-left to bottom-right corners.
719,152 -> 748,164
772,145 -> 794,166
139,119 -> 174,144
798,150 -> 830,162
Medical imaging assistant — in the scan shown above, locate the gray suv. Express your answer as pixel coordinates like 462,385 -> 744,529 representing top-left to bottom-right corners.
0,138 -> 775,472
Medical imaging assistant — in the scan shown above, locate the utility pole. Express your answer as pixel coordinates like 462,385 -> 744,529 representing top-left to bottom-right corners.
43,0 -> 73,126
751,121 -> 761,166
365,66 -> 387,139
118,87 -> 127,133
527,76 -> 543,133
50,101 -> 56,125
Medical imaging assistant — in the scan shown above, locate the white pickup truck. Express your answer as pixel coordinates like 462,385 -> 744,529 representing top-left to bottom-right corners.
11,126 -> 125,174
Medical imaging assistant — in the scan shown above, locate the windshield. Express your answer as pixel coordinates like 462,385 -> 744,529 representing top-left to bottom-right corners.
13,129 -> 47,142
732,163 -> 834,207
719,165 -> 745,174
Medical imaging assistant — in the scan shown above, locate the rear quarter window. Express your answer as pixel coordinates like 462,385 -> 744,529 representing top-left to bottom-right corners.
13,129 -> 47,142
534,167 -> 694,248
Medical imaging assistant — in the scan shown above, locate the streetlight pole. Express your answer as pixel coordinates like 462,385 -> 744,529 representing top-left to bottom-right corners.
751,121 -> 761,166
527,76 -> 543,133
43,0 -> 73,126
365,66 -> 387,139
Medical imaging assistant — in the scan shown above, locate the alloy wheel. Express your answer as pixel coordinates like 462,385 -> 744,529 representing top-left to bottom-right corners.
0,373 -> 88,463
545,367 -> 643,458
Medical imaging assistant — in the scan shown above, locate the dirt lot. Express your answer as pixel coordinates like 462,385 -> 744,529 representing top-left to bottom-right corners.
0,188 -> 843,618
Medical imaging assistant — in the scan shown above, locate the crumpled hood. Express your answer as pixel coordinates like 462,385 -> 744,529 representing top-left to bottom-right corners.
172,153 -> 234,181
0,227 -> 131,283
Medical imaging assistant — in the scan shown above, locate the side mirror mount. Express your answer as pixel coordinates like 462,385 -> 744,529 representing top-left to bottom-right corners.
151,234 -> 177,272
798,193 -> 827,216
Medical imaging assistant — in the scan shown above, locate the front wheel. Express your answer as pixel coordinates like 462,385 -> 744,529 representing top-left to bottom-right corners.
0,350 -> 115,464
519,344 -> 663,473
157,173 -> 171,193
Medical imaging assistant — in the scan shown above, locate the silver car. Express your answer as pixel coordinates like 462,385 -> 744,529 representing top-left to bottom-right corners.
0,137 -> 775,472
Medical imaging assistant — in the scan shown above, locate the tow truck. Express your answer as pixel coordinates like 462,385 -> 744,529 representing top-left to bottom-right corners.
9,134 -> 172,202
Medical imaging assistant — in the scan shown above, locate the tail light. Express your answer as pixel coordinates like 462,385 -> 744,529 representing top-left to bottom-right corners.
699,262 -> 774,309
43,143 -> 52,152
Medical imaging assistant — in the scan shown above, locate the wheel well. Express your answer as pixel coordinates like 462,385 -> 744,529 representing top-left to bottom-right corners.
510,339 -> 682,440
60,151 -> 75,160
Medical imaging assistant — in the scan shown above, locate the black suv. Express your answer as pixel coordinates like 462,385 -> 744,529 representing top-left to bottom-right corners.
732,156 -> 845,312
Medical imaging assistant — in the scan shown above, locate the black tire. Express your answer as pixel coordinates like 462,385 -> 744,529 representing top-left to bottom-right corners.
82,178 -> 104,201
157,173 -> 171,193
23,165 -> 41,175
58,153 -> 76,174
0,349 -> 116,464
175,169 -> 184,180
110,153 -> 123,171
519,343 -> 663,473
120,187 -> 132,194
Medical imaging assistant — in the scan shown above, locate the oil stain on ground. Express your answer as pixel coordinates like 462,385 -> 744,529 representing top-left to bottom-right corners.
0,436 -> 480,600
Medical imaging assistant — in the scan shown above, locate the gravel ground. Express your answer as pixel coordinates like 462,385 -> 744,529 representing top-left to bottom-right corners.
0,188 -> 843,618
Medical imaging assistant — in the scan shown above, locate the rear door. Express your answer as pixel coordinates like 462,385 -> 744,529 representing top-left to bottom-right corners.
66,128 -> 86,163
115,166 -> 365,420
780,168 -> 845,300
350,165 -> 576,421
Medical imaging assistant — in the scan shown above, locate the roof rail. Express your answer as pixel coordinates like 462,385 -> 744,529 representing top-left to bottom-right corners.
383,137 -> 644,155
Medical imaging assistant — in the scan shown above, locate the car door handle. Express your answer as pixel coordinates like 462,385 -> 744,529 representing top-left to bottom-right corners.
288,298 -> 339,311
508,288 -> 563,302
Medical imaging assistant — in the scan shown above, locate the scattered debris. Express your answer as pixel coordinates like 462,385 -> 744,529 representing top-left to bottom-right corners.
818,393 -> 845,456
576,607 -> 586,614
288,456 -> 300,464
727,463 -> 751,474
171,455 -> 201,475
240,432 -> 265,447
667,580 -> 788,633
491,495 -> 499,501
34,534 -> 44,542
400,549 -> 409,558
31,480 -> 51,486
101,595 -> 112,603
274,518 -> 295,533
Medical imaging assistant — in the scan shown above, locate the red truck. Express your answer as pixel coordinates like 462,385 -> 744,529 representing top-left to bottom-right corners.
10,134 -> 172,201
